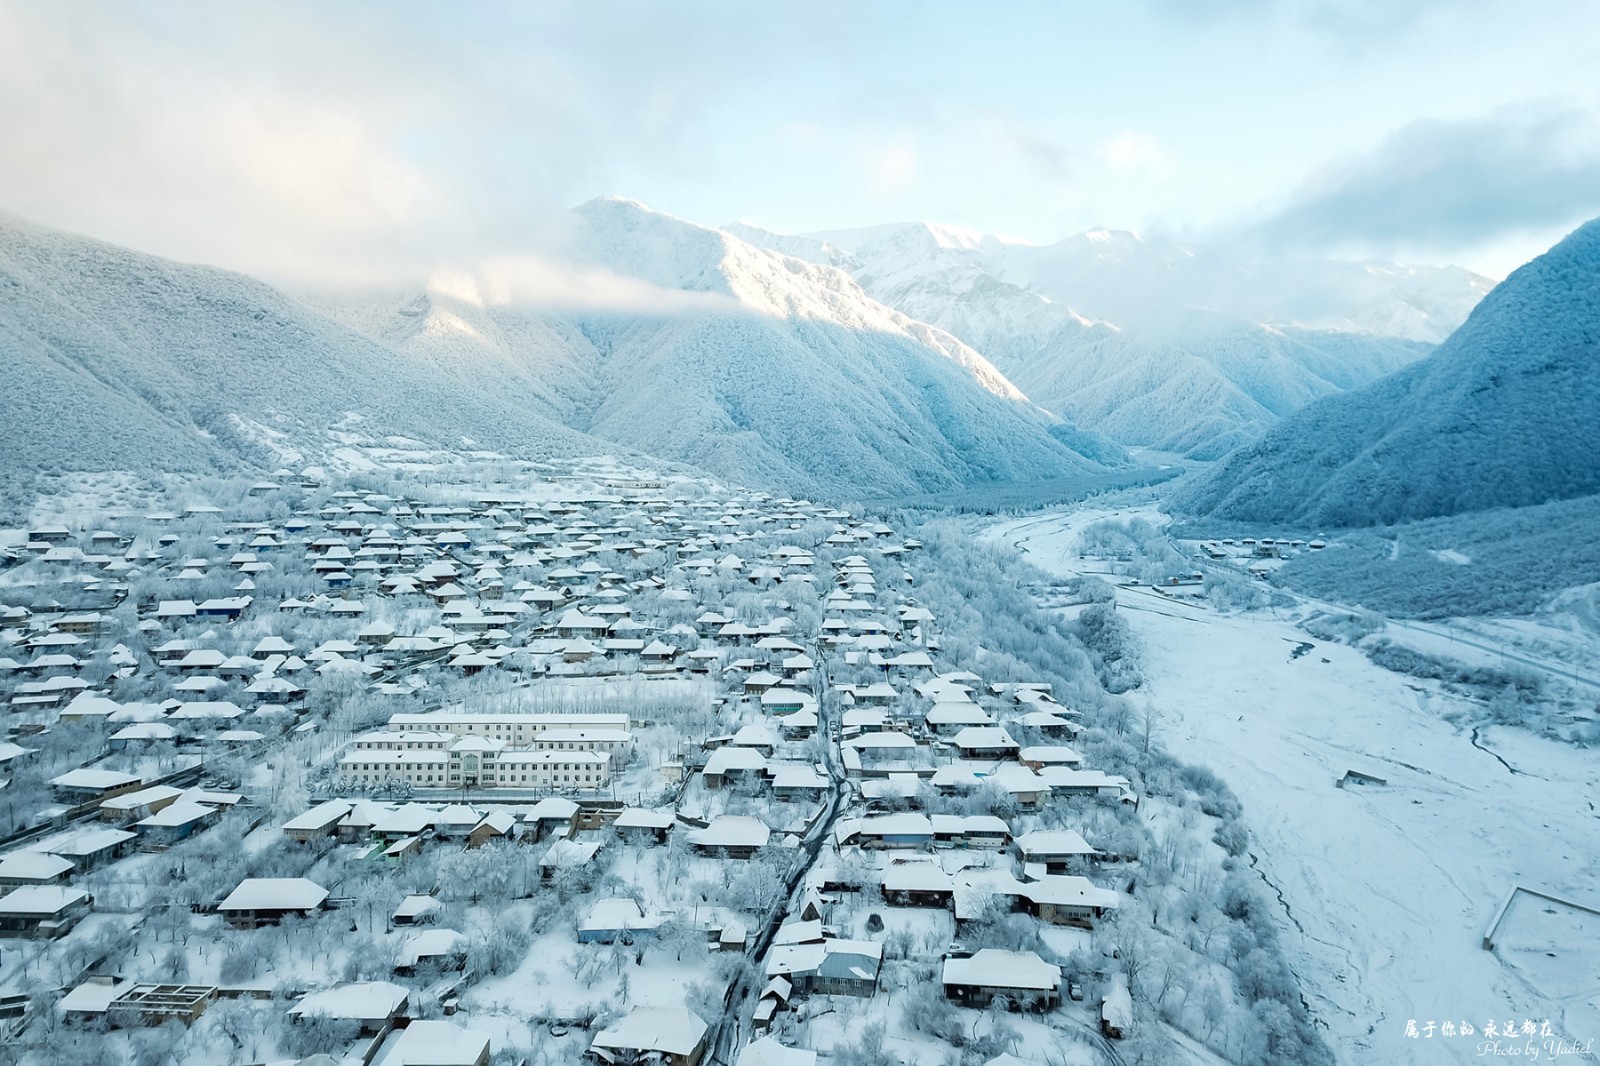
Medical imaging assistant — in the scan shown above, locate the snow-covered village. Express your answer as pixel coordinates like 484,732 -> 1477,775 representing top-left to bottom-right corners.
2,446 -> 1595,1066
0,458 -> 1175,1066
4,4 -> 1600,1065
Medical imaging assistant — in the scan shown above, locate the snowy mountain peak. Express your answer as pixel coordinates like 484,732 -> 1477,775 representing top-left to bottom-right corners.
731,216 -> 1485,457
0,210 -> 612,481
808,220 -> 1016,267
567,202 -> 1041,409
918,220 -> 1018,251
318,199 -> 1123,495
721,222 -> 862,275
580,193 -> 652,209
1077,227 -> 1146,255
565,196 -> 741,298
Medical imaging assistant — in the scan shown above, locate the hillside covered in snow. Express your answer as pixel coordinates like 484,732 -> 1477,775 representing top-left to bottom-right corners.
990,313 -> 1430,459
3,203 -> 1124,501
0,212 -> 603,480
313,198 -> 1124,498
729,220 -> 1484,457
1174,215 -> 1600,526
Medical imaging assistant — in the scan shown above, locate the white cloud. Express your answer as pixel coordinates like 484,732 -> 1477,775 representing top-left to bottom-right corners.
861,140 -> 920,198
470,256 -> 741,315
1251,102 -> 1600,255
1100,131 -> 1175,178
0,3 -> 815,286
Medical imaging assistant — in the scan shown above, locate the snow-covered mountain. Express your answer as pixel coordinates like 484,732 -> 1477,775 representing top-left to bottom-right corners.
2,203 -> 1124,500
992,313 -> 1430,459
1174,216 -> 1600,526
728,220 -> 1487,457
748,219 -> 1492,346
313,198 -> 1125,498
728,220 -> 1081,360
0,211 -> 603,481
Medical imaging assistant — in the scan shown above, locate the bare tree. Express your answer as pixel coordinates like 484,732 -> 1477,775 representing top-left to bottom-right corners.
1140,701 -> 1164,756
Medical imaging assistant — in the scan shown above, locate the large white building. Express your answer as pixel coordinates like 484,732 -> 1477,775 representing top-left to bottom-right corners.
349,730 -> 454,751
338,712 -> 631,791
340,737 -> 612,791
385,711 -> 630,747
528,727 -> 633,755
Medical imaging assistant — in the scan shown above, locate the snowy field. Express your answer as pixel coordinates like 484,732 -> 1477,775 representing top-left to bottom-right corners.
983,509 -> 1600,1066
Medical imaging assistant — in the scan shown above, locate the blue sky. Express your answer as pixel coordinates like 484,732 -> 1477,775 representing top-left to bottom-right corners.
1,0 -> 1597,284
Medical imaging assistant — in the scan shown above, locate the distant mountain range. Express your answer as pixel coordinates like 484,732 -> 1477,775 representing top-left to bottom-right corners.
0,201 -> 1119,500
729,220 -> 1489,457
3,196 -> 1520,507
1174,216 -> 1600,527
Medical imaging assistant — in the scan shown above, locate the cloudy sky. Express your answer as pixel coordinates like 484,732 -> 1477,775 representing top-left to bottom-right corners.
1,0 -> 1597,286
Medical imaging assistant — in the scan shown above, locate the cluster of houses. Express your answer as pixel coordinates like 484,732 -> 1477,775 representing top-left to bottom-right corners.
0,770 -> 243,939
1195,535 -> 1326,580
0,462 -> 1145,1063
59,971 -> 493,1065
0,475 -> 880,729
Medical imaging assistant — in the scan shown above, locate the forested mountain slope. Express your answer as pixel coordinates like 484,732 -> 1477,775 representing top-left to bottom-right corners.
1176,216 -> 1600,526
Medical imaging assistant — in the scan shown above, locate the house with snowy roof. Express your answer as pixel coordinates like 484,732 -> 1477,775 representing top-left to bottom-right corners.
880,859 -> 956,908
539,838 -> 601,882
523,797 -> 580,842
952,868 -> 1119,929
1102,974 -> 1133,1038
393,928 -> 469,977
0,852 -> 74,888
373,1019 -> 490,1066
0,884 -> 92,938
590,1006 -> 709,1066
687,816 -> 771,859
50,767 -> 142,803
612,808 -> 675,845
737,1037 -> 817,1066
577,897 -> 660,943
1036,767 -> 1136,803
835,813 -> 933,850
942,949 -> 1061,1009
97,783 -> 185,824
769,763 -> 829,801
923,701 -> 995,734
466,811 -> 519,848
217,877 -> 329,928
1014,874 -> 1122,927
702,745 -> 768,789
281,800 -> 353,843
950,726 -> 1020,759
930,814 -> 1011,849
1014,829 -> 1100,872
764,938 -> 883,998
33,826 -> 137,871
840,731 -> 926,778
289,980 -> 409,1034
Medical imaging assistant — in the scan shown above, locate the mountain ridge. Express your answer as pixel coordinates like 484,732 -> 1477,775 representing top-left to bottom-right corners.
727,218 -> 1486,457
0,210 -> 608,479
1173,215 -> 1600,526
313,198 -> 1124,498
0,201 -> 1123,503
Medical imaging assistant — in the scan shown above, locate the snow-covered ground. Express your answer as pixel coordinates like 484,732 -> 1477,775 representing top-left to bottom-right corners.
984,509 -> 1600,1066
